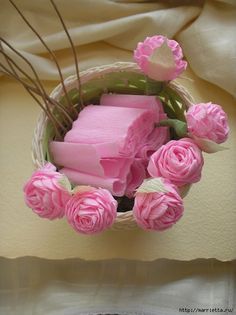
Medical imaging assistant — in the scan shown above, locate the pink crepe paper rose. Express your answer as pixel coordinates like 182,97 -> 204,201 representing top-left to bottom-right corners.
186,103 -> 229,144
134,35 -> 187,81
23,163 -> 71,220
65,187 -> 117,234
147,138 -> 204,187
133,178 -> 184,231
136,115 -> 170,160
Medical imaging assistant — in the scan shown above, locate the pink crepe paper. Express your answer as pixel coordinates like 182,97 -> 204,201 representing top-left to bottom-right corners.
125,158 -> 147,198
100,94 -> 164,122
50,141 -> 133,178
60,168 -> 127,197
64,105 -> 155,156
100,94 -> 169,160
136,113 -> 170,160
50,95 -> 170,197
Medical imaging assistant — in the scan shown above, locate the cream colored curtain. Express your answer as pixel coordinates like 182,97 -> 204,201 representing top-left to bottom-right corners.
0,257 -> 235,315
0,0 -> 235,97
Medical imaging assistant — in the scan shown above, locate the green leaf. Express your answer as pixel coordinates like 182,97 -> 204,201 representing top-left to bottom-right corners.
162,86 -> 187,121
58,175 -> 72,192
145,77 -> 164,95
157,119 -> 187,138
164,85 -> 186,105
136,178 -> 169,194
190,135 -> 229,153
158,98 -> 177,119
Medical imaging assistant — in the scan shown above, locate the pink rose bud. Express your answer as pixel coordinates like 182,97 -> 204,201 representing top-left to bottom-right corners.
147,138 -> 204,187
133,179 -> 184,231
23,163 -> 71,220
186,103 -> 229,144
134,35 -> 187,81
65,187 -> 117,234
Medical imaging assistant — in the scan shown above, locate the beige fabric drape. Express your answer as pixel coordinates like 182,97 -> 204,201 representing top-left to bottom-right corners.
1,0 -> 235,97
0,0 -> 236,261
0,257 -> 235,315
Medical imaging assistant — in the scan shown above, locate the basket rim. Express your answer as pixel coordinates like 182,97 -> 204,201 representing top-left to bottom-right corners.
31,62 -> 195,230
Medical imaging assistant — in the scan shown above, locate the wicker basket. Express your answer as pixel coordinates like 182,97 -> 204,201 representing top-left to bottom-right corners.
32,62 -> 194,230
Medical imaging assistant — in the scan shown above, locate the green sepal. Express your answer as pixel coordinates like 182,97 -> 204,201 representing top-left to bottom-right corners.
136,178 -> 169,194
157,119 -> 187,138
58,175 -> 72,192
191,135 -> 229,154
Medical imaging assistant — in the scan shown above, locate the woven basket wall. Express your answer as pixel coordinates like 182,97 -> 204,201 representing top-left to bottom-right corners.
32,62 -> 194,230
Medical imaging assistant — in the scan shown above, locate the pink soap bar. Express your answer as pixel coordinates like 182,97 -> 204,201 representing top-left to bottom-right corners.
60,168 -> 127,197
100,94 -> 165,121
136,113 -> 170,160
125,158 -> 147,198
50,141 -> 133,178
100,158 -> 133,178
64,105 -> 155,156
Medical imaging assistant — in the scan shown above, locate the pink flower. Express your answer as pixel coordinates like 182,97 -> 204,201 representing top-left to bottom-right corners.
186,103 -> 229,144
147,138 -> 204,186
136,119 -> 170,160
134,35 -> 187,81
65,187 -> 117,234
23,163 -> 71,220
133,179 -> 184,231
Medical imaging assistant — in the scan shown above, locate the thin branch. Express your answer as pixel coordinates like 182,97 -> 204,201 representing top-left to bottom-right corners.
26,88 -> 63,139
1,38 -> 50,108
0,41 -> 17,76
0,64 -> 65,134
0,66 -> 62,138
0,63 -> 67,131
49,0 -> 84,109
8,0 -> 75,114
0,58 -> 38,95
0,49 -> 73,125
0,38 -> 76,133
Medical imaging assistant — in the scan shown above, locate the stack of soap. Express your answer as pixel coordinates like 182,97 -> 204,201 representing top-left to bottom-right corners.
64,105 -> 154,156
101,94 -> 169,196
101,94 -> 169,159
50,94 -> 169,197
